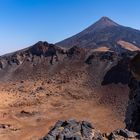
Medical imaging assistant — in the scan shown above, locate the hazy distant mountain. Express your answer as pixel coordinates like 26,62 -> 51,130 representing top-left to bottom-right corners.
56,17 -> 140,52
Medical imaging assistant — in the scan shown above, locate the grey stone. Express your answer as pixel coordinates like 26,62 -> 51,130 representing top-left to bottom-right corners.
41,120 -> 103,140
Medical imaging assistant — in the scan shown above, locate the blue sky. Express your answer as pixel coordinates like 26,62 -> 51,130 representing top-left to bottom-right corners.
0,0 -> 140,55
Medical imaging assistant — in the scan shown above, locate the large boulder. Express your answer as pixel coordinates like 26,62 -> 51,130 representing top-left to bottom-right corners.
109,129 -> 140,140
40,120 -> 103,140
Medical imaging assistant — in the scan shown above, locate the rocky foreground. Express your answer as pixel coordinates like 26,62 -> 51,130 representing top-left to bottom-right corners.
40,120 -> 140,140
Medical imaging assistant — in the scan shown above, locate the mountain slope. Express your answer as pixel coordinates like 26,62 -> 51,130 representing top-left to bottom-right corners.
56,17 -> 140,52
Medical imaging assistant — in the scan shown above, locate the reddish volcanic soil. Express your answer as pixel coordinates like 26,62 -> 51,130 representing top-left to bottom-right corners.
0,79 -> 129,140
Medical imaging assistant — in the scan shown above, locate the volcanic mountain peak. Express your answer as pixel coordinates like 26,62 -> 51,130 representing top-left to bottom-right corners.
85,16 -> 119,32
97,16 -> 119,26
97,16 -> 119,25
56,16 -> 140,49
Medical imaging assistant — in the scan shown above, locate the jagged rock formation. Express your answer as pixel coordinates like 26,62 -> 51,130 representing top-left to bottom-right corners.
125,53 -> 140,133
40,120 -> 103,140
40,120 -> 140,140
0,41 -> 67,81
0,42 -> 130,84
2,41 -> 61,66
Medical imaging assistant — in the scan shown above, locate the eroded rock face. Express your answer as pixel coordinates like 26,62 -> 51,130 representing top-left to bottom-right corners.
0,42 -> 64,68
125,53 -> 140,133
102,58 -> 130,85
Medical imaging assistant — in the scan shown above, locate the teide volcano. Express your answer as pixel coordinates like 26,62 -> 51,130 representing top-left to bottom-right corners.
56,17 -> 140,52
0,17 -> 139,140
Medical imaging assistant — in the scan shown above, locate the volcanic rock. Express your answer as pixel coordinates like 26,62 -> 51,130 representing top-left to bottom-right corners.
125,53 -> 140,133
40,120 -> 103,140
40,120 -> 140,140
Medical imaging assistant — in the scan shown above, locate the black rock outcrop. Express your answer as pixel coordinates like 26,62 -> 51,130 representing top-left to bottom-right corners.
125,53 -> 140,133
102,57 -> 130,85
40,120 -> 103,140
40,120 -> 140,140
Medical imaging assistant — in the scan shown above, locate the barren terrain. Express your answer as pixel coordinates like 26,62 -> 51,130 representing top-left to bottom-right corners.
1,16 -> 140,140
0,42 -> 130,140
0,76 -> 129,140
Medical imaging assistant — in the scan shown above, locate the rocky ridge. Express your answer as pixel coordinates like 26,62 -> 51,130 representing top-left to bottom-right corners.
0,41 -> 136,85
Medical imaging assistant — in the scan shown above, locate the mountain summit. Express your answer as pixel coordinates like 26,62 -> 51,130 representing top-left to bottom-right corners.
97,16 -> 119,26
56,17 -> 140,51
85,16 -> 119,32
